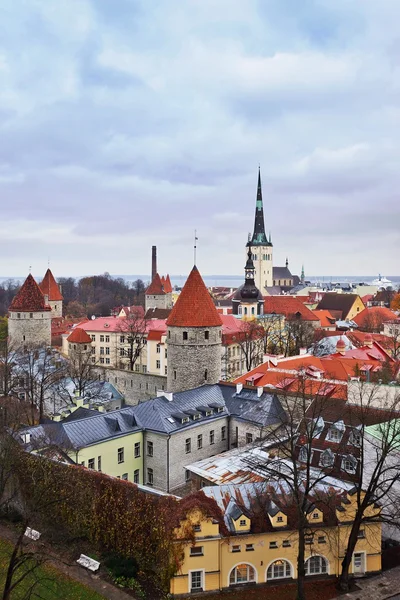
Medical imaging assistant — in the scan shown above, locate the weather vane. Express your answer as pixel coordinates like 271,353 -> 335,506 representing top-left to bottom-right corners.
194,230 -> 198,266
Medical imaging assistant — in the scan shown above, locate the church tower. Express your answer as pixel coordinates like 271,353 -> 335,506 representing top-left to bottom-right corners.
166,266 -> 222,393
246,168 -> 273,292
232,248 -> 264,319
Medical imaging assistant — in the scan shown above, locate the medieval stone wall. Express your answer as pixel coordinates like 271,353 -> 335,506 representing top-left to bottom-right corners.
8,311 -> 52,347
166,325 -> 222,393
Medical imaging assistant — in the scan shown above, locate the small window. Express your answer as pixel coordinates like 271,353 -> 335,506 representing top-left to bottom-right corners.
147,441 -> 153,457
88,458 -> 95,469
239,519 -> 247,526
183,331 -> 188,341
357,529 -> 365,539
305,536 -> 313,545
91,335 -> 95,341
245,544 -> 254,551
231,545 -> 241,553
205,331 -> 209,340
350,430 -> 361,447
99,357 -> 104,364
97,456 -> 101,471
221,426 -> 227,440
246,433 -> 253,444
318,536 -> 326,544
173,370 -> 177,380
197,434 -> 203,450
133,469 -> 139,484
282,540 -> 291,547
120,336 -> 125,343
209,430 -> 215,445
190,546 -> 204,556
117,448 -> 124,463
122,473 -> 128,480
105,347 -> 110,355
193,524 -> 201,532
156,360 -> 161,369
312,512 -> 319,519
17,313 -> 21,319
156,344 -> 161,353
30,312 -> 33,318
105,358 -> 110,364
269,541 -> 278,549
100,335 -> 104,342
105,335 -> 110,343
147,468 -> 153,486
134,442 -> 141,458
185,438 -> 191,453
277,516 -> 283,523
165,365 -> 168,375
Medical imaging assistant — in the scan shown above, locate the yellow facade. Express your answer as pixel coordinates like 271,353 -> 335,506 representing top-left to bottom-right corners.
170,494 -> 381,595
69,431 -> 144,484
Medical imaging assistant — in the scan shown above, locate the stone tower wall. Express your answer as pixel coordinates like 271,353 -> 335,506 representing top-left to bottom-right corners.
8,311 -> 52,347
145,293 -> 172,312
49,299 -> 63,318
166,325 -> 222,393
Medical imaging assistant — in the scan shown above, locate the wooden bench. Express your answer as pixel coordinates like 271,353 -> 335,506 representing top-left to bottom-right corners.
24,527 -> 41,541
76,554 -> 100,572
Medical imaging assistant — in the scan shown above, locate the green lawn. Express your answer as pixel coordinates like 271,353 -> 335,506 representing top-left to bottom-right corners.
0,537 -> 107,600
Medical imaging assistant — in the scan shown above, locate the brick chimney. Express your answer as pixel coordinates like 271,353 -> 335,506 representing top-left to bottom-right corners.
151,246 -> 157,282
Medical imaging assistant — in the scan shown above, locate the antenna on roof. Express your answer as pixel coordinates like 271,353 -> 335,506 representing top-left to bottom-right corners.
194,229 -> 198,266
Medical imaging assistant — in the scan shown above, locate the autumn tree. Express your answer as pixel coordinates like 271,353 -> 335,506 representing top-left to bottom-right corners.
390,293 -> 400,312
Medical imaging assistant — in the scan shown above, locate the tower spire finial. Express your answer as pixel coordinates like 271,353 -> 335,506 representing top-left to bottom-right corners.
194,230 -> 198,266
249,167 -> 269,247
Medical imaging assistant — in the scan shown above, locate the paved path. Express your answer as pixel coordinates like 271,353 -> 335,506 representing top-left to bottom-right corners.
343,567 -> 400,600
0,521 -> 136,600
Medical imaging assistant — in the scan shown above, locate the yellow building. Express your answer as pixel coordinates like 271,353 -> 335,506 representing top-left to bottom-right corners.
21,409 -> 144,485
170,485 -> 381,595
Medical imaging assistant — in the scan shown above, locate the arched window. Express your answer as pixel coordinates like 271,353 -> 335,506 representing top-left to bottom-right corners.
251,307 -> 255,315
229,564 -> 256,586
244,307 -> 248,315
266,559 -> 292,580
305,555 -> 328,576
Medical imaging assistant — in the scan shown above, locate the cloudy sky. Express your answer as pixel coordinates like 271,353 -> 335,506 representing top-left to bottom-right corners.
1,0 -> 399,280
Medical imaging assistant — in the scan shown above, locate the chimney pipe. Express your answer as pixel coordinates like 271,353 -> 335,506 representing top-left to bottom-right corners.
151,246 -> 157,282
236,383 -> 243,394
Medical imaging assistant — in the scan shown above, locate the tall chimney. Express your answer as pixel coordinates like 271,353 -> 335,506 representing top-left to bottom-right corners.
151,246 -> 157,281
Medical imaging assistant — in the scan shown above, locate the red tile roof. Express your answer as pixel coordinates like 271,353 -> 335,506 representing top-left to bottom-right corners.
146,273 -> 165,295
353,306 -> 397,328
163,274 -> 173,293
166,266 -> 223,328
76,317 -> 167,334
39,269 -> 63,301
67,328 -> 92,344
9,274 -> 51,312
264,296 -> 320,322
312,309 -> 336,327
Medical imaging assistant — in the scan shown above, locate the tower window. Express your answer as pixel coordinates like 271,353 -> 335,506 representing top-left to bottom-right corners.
204,331 -> 209,340
204,369 -> 208,381
183,331 -> 188,341
30,313 -> 33,318
173,370 -> 177,380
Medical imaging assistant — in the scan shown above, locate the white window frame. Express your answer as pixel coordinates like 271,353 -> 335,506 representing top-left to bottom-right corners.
189,569 -> 205,592
352,551 -> 366,575
305,555 -> 329,576
228,563 -> 257,587
266,558 -> 293,580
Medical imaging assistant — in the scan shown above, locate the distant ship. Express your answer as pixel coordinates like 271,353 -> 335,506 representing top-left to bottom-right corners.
371,274 -> 393,288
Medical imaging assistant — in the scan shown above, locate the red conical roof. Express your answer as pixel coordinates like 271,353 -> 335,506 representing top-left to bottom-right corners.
146,273 -> 165,295
67,328 -> 92,344
39,268 -> 63,301
9,274 -> 51,312
166,266 -> 223,328
164,274 -> 173,293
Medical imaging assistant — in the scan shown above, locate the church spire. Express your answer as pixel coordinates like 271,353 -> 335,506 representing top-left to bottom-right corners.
249,167 -> 271,247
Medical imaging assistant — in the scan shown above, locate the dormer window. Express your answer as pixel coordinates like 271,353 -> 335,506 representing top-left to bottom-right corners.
342,455 -> 357,473
320,449 -> 335,467
326,421 -> 345,443
349,430 -> 361,447
312,512 -> 319,520
307,417 -> 324,438
205,410 -> 213,416
277,516 -> 283,523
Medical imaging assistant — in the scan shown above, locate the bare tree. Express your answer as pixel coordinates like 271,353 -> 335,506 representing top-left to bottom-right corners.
117,310 -> 149,371
284,316 -> 316,357
245,376 -> 350,600
235,320 -> 265,372
337,381 -> 400,591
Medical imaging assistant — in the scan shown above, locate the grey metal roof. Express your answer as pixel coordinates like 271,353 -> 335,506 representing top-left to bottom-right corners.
20,383 -> 286,447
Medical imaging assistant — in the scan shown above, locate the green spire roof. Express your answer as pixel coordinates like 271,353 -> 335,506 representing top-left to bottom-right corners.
248,167 -> 272,247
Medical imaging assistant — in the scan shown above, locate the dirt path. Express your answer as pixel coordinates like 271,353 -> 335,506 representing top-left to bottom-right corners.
0,521 -> 137,600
